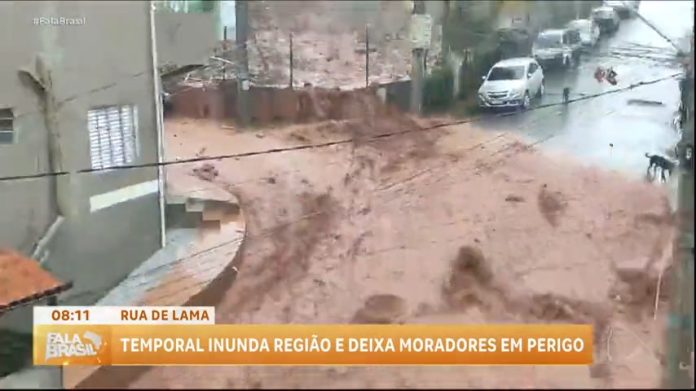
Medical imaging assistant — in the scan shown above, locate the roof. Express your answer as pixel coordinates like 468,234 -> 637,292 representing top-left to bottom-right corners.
494,57 -> 535,67
0,249 -> 72,313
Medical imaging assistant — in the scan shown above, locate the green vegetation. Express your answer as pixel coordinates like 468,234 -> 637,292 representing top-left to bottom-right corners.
423,66 -> 455,112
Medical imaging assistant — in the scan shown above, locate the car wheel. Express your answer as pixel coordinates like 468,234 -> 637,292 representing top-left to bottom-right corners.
521,92 -> 531,110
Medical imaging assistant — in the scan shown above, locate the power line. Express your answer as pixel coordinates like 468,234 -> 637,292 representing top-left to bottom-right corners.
70,127 -> 536,299
16,70 -> 688,305
65,68 -> 680,300
10,67 -> 686,304
10,38 -> 261,125
61,74 -> 675,304
0,72 -> 682,184
65,125 -> 531,301
83,123 -> 564,306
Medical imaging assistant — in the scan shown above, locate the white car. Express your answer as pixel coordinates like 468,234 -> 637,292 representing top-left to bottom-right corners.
592,6 -> 621,34
478,58 -> 545,110
604,0 -> 639,18
566,19 -> 601,48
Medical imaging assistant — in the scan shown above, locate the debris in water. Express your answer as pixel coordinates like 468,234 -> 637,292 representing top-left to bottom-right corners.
627,99 -> 665,106
192,163 -> 219,182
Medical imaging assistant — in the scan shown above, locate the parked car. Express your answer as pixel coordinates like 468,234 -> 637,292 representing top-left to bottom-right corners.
592,6 -> 621,35
604,0 -> 640,19
477,57 -> 544,111
532,29 -> 583,69
566,19 -> 601,48
496,27 -> 534,60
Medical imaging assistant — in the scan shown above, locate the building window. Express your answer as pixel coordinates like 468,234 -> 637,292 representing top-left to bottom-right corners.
0,108 -> 15,144
158,0 -> 214,13
87,105 -> 138,170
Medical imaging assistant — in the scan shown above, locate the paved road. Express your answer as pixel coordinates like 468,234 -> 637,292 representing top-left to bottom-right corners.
479,0 -> 693,179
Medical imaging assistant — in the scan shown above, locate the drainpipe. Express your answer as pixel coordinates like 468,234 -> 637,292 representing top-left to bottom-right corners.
149,0 -> 167,248
31,216 -> 64,262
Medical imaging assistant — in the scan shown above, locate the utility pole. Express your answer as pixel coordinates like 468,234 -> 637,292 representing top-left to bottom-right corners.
664,35 -> 695,390
626,4 -> 684,54
410,0 -> 426,114
365,25 -> 369,88
235,0 -> 251,127
574,0 -> 581,19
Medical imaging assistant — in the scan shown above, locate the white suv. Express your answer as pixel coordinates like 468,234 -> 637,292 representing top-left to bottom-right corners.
532,29 -> 583,69
478,58 -> 545,110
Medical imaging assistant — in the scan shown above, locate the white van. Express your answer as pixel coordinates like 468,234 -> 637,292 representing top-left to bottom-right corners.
532,29 -> 583,69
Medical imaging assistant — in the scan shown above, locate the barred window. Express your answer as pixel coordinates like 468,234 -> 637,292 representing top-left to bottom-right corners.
0,108 -> 15,144
87,105 -> 138,170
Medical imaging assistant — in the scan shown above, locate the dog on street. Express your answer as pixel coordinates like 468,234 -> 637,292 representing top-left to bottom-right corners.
645,153 -> 675,182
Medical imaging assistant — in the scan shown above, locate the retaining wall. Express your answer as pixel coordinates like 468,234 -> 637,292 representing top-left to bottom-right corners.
169,80 -> 412,125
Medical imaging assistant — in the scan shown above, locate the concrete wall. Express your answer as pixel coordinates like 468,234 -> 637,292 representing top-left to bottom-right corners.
0,2 -> 56,255
0,1 -> 161,312
169,80 -> 411,124
155,10 -> 219,67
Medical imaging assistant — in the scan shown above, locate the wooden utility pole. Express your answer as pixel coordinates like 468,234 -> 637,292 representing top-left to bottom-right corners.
664,35 -> 695,390
628,6 -> 684,54
410,0 -> 426,114
365,25 -> 370,88
235,0 -> 251,127
289,32 -> 294,89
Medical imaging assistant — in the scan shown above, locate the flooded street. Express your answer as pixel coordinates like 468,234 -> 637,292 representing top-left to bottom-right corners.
478,0 -> 693,178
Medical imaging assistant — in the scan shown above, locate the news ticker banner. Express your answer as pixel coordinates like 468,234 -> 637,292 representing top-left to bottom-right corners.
33,306 -> 593,366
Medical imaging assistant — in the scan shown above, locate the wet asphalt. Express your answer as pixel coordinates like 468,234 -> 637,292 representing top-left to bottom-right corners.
478,0 -> 694,178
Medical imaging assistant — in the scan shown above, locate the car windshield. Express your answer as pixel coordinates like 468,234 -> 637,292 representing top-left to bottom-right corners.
535,34 -> 563,48
487,66 -> 526,81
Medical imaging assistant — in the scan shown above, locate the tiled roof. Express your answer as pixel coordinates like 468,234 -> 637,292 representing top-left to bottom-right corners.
0,249 -> 72,313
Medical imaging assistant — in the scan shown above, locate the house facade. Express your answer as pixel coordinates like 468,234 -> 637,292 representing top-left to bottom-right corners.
0,0 -> 163,319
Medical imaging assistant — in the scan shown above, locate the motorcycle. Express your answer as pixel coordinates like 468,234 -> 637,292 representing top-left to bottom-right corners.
594,66 -> 618,85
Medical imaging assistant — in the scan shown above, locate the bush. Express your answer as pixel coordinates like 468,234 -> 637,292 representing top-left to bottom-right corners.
423,66 -> 455,112
458,48 -> 499,101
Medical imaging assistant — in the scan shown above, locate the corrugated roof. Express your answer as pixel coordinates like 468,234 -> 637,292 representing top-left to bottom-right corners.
0,249 -> 72,313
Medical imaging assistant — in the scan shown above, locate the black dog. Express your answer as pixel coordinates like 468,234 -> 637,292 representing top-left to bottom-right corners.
562,87 -> 570,104
645,153 -> 675,182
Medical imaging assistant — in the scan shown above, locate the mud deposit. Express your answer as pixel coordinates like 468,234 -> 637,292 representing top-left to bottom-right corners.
120,113 -> 674,389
